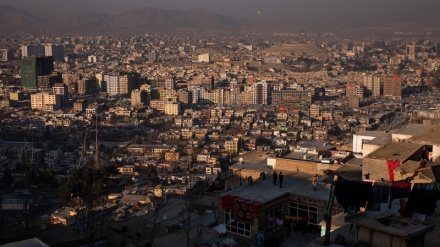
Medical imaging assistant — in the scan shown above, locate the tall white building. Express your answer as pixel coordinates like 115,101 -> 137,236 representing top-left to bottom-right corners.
148,51 -> 159,62
251,80 -> 269,105
104,74 -> 119,96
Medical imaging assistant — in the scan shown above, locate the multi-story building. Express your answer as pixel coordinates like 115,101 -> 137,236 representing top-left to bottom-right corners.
104,74 -> 119,96
148,51 -> 159,62
165,76 -> 175,90
346,83 -> 364,99
382,74 -> 402,100
30,92 -> 60,111
164,102 -> 180,115
44,44 -> 65,60
78,78 -> 98,94
406,45 -> 417,60
190,86 -> 207,104
348,95 -> 360,108
198,53 -> 210,63
363,74 -> 381,97
150,100 -> 166,112
224,137 -> 240,155
0,49 -> 12,62
272,90 -> 312,104
177,89 -> 192,104
119,73 -> 138,95
52,83 -> 68,109
309,104 -> 320,118
37,74 -> 61,89
251,81 -> 270,105
21,56 -> 54,88
131,89 -> 150,108
73,100 -> 87,113
21,44 -> 45,58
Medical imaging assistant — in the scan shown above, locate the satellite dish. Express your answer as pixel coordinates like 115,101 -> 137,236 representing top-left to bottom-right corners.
239,157 -> 243,163
217,224 -> 227,234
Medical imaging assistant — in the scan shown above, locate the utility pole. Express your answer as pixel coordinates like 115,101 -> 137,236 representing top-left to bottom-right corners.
324,175 -> 338,246
186,172 -> 191,247
94,108 -> 100,169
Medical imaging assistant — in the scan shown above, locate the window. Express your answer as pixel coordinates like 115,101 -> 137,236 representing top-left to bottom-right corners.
288,202 -> 318,226
265,204 -> 284,231
224,209 -> 251,237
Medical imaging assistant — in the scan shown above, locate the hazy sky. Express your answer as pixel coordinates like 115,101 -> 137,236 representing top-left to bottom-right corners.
1,0 -> 440,22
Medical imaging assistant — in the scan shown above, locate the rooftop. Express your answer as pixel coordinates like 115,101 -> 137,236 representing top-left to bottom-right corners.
222,172 -> 332,203
364,142 -> 423,161
392,123 -> 431,137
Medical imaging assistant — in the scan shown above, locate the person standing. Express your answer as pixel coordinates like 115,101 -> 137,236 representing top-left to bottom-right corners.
312,174 -> 318,191
279,172 -> 284,188
273,171 -> 278,185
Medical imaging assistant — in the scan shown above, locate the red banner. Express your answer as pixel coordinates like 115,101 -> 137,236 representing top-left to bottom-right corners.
387,160 -> 401,182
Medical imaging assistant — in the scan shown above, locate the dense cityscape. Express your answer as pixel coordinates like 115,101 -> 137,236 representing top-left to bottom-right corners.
1,2 -> 440,247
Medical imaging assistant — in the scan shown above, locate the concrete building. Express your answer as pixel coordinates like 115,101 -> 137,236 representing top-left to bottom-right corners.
119,73 -> 138,95
52,83 -> 68,109
363,142 -> 425,182
0,49 -> 12,62
104,74 -> 119,96
164,101 -> 180,115
346,83 -> 364,98
78,77 -> 98,94
73,100 -> 87,113
198,53 -> 210,63
406,44 -> 417,60
348,95 -> 360,108
382,74 -> 402,100
363,74 -> 381,97
51,207 -> 78,226
44,44 -> 65,60
165,76 -> 175,90
224,137 -> 240,155
252,80 -> 270,105
31,92 -> 60,111
353,131 -> 391,156
148,51 -> 159,62
21,44 -> 45,58
309,104 -> 321,118
21,56 -> 54,88
272,90 -> 312,104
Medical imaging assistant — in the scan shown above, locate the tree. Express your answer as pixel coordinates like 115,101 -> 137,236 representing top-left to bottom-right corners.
1,169 -> 14,188
59,165 -> 107,244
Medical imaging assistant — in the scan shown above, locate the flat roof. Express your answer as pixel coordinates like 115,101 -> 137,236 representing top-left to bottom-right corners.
232,150 -> 270,163
222,172 -> 332,203
364,142 -> 423,161
349,214 -> 434,238
0,238 -> 49,247
412,124 -> 440,144
392,123 -> 431,137
355,131 -> 388,138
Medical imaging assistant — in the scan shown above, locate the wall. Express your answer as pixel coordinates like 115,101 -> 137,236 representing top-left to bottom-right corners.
275,158 -> 340,175
362,157 -> 390,182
